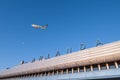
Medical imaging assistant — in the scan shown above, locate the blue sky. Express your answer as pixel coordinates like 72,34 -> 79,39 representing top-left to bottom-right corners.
0,0 -> 120,70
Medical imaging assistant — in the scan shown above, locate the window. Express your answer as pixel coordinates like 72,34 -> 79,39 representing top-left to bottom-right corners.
34,73 -> 38,77
108,62 -> 116,69
63,69 -> 66,74
54,70 -> 57,75
86,65 -> 91,72
43,72 -> 46,76
68,68 -> 72,74
29,74 -> 32,77
79,66 -> 84,72
93,64 -> 99,71
40,73 -> 42,76
49,71 -> 53,76
100,63 -> 107,70
46,72 -> 48,76
73,67 -> 78,73
58,70 -> 62,75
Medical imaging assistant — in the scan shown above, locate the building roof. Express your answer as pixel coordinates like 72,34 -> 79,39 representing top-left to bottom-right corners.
0,41 -> 120,78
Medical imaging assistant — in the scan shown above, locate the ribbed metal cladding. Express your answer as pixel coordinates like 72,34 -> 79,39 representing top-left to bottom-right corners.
0,41 -> 120,78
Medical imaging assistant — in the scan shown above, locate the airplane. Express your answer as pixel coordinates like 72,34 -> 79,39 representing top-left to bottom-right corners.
32,24 -> 48,29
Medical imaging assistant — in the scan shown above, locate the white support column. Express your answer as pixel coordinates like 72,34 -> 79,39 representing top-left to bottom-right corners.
78,67 -> 80,73
48,72 -> 50,76
98,64 -> 101,71
84,66 -> 86,72
57,70 -> 58,75
72,68 -> 74,73
52,71 -> 54,75
61,69 -> 63,74
90,65 -> 93,71
66,68 -> 68,74
45,72 -> 46,76
115,61 -> 119,68
106,63 -> 109,70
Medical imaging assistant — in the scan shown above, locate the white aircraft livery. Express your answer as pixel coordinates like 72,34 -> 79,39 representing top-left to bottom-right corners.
32,24 -> 48,29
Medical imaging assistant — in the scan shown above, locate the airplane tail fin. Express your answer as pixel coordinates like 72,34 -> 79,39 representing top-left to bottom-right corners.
45,24 -> 48,26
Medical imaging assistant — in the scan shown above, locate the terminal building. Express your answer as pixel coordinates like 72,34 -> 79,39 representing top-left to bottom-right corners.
0,41 -> 120,80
